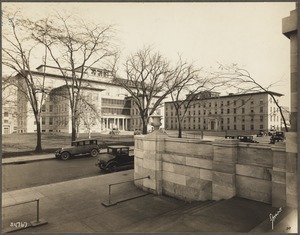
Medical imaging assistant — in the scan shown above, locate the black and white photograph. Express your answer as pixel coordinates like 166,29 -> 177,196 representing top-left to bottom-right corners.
1,1 -> 298,233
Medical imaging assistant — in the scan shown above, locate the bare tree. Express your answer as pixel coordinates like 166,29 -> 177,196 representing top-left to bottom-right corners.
2,11 -> 48,152
165,59 -> 207,138
112,47 -> 186,134
213,64 -> 289,132
77,97 -> 101,139
2,76 -> 17,106
31,14 -> 117,141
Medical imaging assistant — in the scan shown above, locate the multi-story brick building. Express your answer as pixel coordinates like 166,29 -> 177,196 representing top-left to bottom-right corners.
12,65 -> 162,134
164,91 -> 283,133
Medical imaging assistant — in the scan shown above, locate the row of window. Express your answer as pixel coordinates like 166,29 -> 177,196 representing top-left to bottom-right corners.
166,124 -> 264,131
166,107 -> 263,116
39,117 -> 68,127
168,115 -> 265,124
90,69 -> 109,77
102,98 -> 126,106
102,107 -> 130,116
42,103 -> 68,113
166,99 -> 265,110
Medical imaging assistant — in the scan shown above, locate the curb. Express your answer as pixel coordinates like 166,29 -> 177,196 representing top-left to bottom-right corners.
2,147 -> 135,165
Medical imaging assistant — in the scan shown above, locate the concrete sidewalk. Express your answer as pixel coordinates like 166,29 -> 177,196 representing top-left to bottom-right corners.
2,169 -> 297,233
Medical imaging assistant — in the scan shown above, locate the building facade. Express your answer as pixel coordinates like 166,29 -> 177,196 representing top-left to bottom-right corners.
2,79 -> 18,134
12,65 -> 162,134
164,91 -> 283,133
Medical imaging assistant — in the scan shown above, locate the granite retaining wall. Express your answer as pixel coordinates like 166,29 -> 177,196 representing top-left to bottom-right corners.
134,132 -> 294,208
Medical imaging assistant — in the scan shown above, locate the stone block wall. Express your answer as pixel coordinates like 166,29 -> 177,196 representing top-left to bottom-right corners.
134,132 -> 295,208
162,139 -> 213,201
235,143 -> 273,204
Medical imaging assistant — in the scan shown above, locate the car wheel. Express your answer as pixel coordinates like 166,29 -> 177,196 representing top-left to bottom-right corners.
99,164 -> 106,170
108,163 -> 118,173
90,149 -> 98,157
60,152 -> 70,160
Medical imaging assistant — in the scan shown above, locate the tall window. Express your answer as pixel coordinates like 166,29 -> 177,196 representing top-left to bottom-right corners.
260,115 -> 264,122
260,107 -> 263,113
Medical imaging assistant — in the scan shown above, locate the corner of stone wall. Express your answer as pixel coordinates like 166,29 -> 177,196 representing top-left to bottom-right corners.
212,139 -> 239,200
271,143 -> 287,207
285,132 -> 298,208
134,131 -> 166,195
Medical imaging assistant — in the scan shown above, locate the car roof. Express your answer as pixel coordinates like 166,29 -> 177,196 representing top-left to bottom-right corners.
107,145 -> 129,149
72,139 -> 97,143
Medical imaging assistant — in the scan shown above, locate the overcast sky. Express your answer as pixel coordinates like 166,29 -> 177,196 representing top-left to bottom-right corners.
3,2 -> 295,107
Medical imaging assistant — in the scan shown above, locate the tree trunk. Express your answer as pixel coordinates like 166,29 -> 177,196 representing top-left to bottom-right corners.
35,121 -> 42,153
178,127 -> 182,138
88,128 -> 91,139
72,115 -> 77,141
72,126 -> 77,141
177,117 -> 182,138
142,117 -> 148,134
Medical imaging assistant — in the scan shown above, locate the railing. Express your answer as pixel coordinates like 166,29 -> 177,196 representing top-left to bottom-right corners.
102,176 -> 150,207
2,198 -> 47,233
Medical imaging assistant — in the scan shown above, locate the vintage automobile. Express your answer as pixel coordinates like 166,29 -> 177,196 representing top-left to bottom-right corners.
256,130 -> 267,137
96,145 -> 134,172
55,139 -> 100,160
109,128 -> 120,135
133,129 -> 142,135
270,131 -> 285,144
237,135 -> 259,143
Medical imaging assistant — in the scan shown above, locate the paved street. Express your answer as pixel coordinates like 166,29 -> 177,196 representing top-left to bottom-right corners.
2,155 -> 132,192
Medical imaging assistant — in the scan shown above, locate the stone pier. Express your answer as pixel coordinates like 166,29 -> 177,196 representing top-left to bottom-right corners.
282,8 -> 298,208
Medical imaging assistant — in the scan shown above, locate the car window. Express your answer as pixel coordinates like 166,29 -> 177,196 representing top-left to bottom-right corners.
85,140 -> 90,145
78,141 -> 84,146
121,149 -> 129,155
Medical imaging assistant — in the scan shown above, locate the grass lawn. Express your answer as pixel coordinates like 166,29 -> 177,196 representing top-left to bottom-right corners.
2,132 -> 134,157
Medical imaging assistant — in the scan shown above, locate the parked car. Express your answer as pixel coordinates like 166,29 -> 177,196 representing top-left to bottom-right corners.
270,131 -> 285,144
95,145 -> 134,172
237,135 -> 259,143
55,139 -> 100,160
225,135 -> 237,139
268,129 -> 277,136
256,130 -> 267,137
133,129 -> 142,135
109,128 -> 120,135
